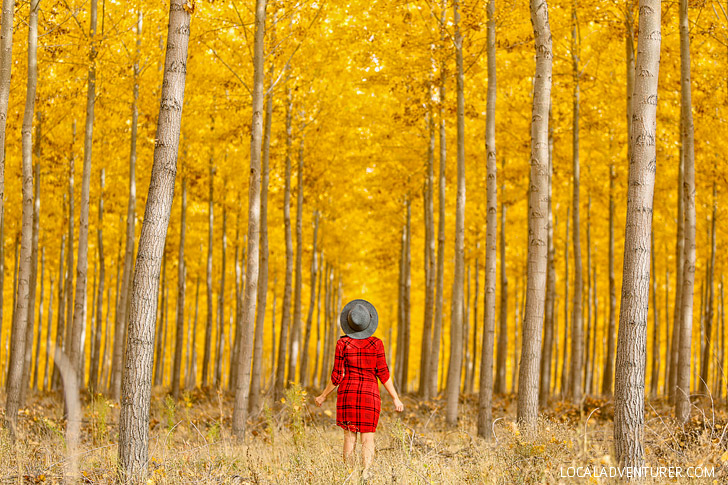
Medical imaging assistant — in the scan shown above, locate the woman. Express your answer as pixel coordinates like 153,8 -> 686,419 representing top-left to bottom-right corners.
315,299 -> 404,479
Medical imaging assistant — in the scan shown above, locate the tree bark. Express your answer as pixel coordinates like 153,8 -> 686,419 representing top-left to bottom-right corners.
154,252 -> 167,386
118,1 -> 191,477
517,0 -> 552,429
300,211 -> 319,387
540,121 -> 555,408
699,183 -> 716,395
675,0 -> 695,423
560,207 -> 570,397
584,197 -> 592,395
60,124 -> 76,392
478,0 -> 496,437
650,232 -> 659,397
313,253 -> 323,388
202,158 -> 214,388
249,30 -> 274,411
186,273 -> 200,390
0,0 -> 17,259
232,0 -> 266,438
43,275 -> 54,390
112,8 -> 141,401
613,0 -> 661,467
172,177 -> 187,399
32,247 -> 44,390
428,0 -> 447,401
446,0 -> 466,426
275,84 -> 294,401
603,165 -> 616,395
89,168 -> 105,393
51,227 -> 66,391
569,2 -> 584,402
214,181 -> 227,387
5,0 -> 38,437
669,127 -> 684,405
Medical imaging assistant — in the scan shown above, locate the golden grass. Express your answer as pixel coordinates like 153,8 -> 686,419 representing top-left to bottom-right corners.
0,389 -> 726,484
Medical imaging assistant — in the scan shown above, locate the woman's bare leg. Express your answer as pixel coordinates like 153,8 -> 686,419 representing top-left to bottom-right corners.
343,430 -> 357,465
361,432 -> 375,477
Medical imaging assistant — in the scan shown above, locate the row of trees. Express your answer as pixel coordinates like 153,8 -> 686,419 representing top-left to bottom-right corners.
0,0 -> 724,479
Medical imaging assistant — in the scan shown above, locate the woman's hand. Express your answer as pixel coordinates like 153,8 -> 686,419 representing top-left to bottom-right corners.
315,394 -> 326,407
393,397 -> 404,413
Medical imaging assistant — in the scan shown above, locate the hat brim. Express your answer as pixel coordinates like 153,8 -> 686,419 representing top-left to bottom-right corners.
339,299 -> 378,339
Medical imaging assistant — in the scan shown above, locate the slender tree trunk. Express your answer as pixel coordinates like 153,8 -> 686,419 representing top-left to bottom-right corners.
463,264 -> 471,393
496,161 -> 507,395
540,129 -> 555,408
0,210 -> 4,380
43,276 -> 54,390
118,1 -> 191,477
69,0 -> 99,386
446,0 -> 466,427
468,257 -> 478,395
7,232 -> 19,383
396,221 -> 406,387
402,199 -> 412,392
202,159 -> 214,388
590,256 -> 598,395
215,184 -> 227,388
663,261 -> 670,395
32,247 -> 44,390
60,125 -> 76,393
275,84 -> 294,400
675,0 -> 695,424
52,228 -> 66,391
89,168 -> 105,393
300,211 -> 319,387
560,207 -> 570,397
428,0 -> 447,401
21,156 -> 40,406
603,165 -> 616,395
669,129 -> 685,405
313,254 -> 323,388
172,177 -> 187,399
699,183 -> 716,395
5,0 -> 38,437
613,0 -> 661,467
650,232 -> 659,397
112,8 -> 141,401
232,0 -> 266,438
249,31 -> 274,411
517,0 -> 552,429
569,2 -> 584,402
289,126 -> 305,384
584,197 -> 592,395
154,253 -> 167,386
186,273 -> 200,390
512,276 -> 522,393
420,105 -> 436,397
478,0 -> 497,436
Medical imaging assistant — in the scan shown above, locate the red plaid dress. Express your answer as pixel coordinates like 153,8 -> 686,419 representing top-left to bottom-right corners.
331,335 -> 390,433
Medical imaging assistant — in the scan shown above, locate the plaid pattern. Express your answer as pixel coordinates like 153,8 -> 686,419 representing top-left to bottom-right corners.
331,335 -> 390,433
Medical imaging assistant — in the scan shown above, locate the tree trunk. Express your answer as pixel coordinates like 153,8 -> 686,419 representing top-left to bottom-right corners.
496,161 -> 507,395
446,0 -> 466,426
289,126 -> 305,384
5,0 -> 38,437
60,125 -> 76,393
232,0 -> 266,438
69,0 -> 99,386
300,211 -> 319,387
396,221 -> 406,387
275,84 -> 294,401
589,256 -> 598,394
0,210 -> 4,380
20,156 -> 40,406
52,228 -> 66,391
43,275 -> 54,390
118,1 -> 191,477
613,0 -> 661,467
313,254 -> 323,388
603,165 -> 616,395
650,232 -> 660,397
112,8 -> 141,401
560,207 -> 570,397
172,177 -> 187,399
675,0 -> 695,424
154,253 -> 167,386
478,0 -> 497,436
428,0 -> 447,401
420,104 -> 436,397
463,264 -> 471,393
569,2 -> 584,402
584,197 -> 592,395
699,183 -> 716,395
202,159 -> 214,388
540,126 -> 555,408
517,0 -> 552,429
186,273 -> 200,390
249,32 -> 274,411
0,0 -> 17,272
215,183 -> 227,388
32,247 -> 45,390
401,199 -> 412,392
89,168 -> 105,393
467,257 -> 478,395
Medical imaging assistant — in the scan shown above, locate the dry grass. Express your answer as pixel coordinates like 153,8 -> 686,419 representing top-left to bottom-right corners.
0,388 -> 727,484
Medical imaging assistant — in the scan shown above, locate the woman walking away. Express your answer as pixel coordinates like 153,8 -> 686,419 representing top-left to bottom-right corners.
315,299 -> 404,481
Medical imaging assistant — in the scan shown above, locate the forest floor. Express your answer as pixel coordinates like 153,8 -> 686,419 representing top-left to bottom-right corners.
0,386 -> 727,484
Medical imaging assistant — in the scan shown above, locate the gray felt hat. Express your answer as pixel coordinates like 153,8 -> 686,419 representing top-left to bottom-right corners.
339,299 -> 379,339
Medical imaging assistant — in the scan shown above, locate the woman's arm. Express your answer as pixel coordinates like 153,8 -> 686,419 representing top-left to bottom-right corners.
315,381 -> 337,407
382,377 -> 404,412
